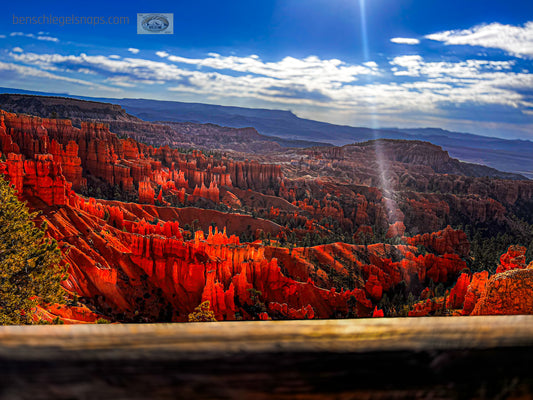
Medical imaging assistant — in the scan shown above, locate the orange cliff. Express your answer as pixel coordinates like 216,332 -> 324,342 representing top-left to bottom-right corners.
42,200 -> 378,322
49,139 -> 86,190
404,225 -> 470,258
442,246 -> 533,316
2,143 -> 471,323
0,109 -> 490,323
468,246 -> 533,316
0,151 -> 472,323
496,245 -> 527,273
138,181 -> 156,205
2,152 -> 71,206
0,110 -> 283,205
265,240 -> 467,309
0,140 -> 372,322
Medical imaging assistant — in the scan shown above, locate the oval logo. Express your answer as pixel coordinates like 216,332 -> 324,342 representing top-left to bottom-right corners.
141,15 -> 170,32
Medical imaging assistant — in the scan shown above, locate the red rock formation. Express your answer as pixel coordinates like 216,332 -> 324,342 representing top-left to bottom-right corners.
34,303 -> 102,324
22,154 -> 70,206
138,181 -> 155,205
408,297 -> 445,317
462,271 -> 489,315
404,225 -> 470,258
4,108 -> 527,324
1,152 -> 71,206
226,159 -> 282,191
192,180 -> 220,203
354,225 -> 373,241
4,153 -> 24,193
365,274 -> 383,300
446,272 -> 470,309
471,268 -> 533,316
49,139 -> 85,189
386,221 -> 406,239
268,302 -> 315,319
27,189 -> 376,321
496,245 -> 527,273
372,307 -> 384,317
0,110 -> 282,207
394,252 -> 466,286
432,247 -> 532,316
222,190 -> 242,209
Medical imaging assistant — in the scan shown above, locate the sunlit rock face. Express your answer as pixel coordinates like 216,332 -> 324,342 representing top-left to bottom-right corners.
469,246 -> 533,316
1,109 -> 531,323
471,268 -> 533,316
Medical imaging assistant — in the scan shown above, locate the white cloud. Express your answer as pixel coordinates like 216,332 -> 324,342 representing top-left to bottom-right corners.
37,35 -> 59,42
76,68 -> 97,75
390,37 -> 420,45
9,32 -> 58,42
389,55 -> 423,76
8,51 -> 381,102
108,55 -> 121,59
164,52 -> 380,93
128,48 -> 140,54
0,61 -> 110,89
104,76 -> 137,88
426,22 -> 533,58
156,51 -> 169,58
386,56 -> 529,110
4,49 -> 532,126
9,51 -> 192,87
12,47 -> 23,53
0,35 -> 6,39
390,56 -> 515,79
364,61 -> 378,68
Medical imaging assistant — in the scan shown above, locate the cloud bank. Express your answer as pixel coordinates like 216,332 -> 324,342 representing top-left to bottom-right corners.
1,22 -> 532,137
426,22 -> 533,58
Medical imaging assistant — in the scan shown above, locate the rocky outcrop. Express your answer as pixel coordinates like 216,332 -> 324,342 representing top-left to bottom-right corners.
446,272 -> 470,309
462,271 -> 489,315
43,202 -> 377,321
0,110 -> 283,208
0,93 -> 321,153
386,221 -> 406,239
408,298 -> 445,317
339,140 -> 526,180
138,181 -> 155,205
192,181 -> 219,203
1,152 -> 71,206
404,226 -> 470,258
226,159 -> 282,191
471,268 -> 533,316
2,106 -> 530,324
496,245 -> 527,273
463,246 -> 533,316
49,139 -> 85,189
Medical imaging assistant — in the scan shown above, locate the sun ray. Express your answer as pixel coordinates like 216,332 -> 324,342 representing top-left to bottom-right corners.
358,0 -> 397,223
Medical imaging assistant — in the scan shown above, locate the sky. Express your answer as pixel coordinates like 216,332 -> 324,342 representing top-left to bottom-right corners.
0,0 -> 532,139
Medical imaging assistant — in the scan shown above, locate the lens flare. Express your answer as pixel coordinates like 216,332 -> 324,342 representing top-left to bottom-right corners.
358,0 -> 398,223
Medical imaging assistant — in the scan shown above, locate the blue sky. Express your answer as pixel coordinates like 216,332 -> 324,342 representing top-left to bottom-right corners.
0,0 -> 532,139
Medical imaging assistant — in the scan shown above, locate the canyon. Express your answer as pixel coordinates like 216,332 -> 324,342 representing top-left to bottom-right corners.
0,106 -> 531,323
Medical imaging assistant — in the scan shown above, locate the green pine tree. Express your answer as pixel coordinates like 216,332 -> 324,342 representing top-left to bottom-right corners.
0,175 -> 68,324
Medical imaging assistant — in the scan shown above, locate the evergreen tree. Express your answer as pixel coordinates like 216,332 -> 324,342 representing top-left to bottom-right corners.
0,176 -> 67,324
188,301 -> 217,322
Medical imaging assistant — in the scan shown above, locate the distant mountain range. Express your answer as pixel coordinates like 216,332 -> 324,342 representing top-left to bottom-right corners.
0,92 -> 328,152
0,87 -> 531,179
